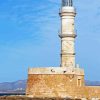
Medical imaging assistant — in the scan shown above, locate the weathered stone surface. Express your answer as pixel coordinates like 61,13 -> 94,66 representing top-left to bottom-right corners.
26,0 -> 100,99
26,68 -> 100,99
26,72 -> 84,98
28,67 -> 84,75
60,7 -> 76,67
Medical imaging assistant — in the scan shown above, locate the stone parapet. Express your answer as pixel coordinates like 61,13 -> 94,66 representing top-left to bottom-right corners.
28,67 -> 84,75
59,7 -> 76,17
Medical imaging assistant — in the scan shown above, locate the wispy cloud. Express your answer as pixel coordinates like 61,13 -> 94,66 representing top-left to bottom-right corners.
0,0 -> 100,82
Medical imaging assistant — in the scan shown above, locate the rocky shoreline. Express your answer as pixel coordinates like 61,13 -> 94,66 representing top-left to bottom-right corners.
0,96 -> 81,100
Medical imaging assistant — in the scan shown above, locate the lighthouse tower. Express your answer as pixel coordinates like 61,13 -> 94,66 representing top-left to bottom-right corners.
26,0 -> 85,98
59,0 -> 76,68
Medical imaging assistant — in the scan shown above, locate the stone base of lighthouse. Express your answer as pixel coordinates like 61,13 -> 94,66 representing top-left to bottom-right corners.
26,67 -> 85,98
26,67 -> 100,99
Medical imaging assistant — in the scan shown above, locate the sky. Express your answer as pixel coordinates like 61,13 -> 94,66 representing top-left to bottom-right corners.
0,0 -> 100,82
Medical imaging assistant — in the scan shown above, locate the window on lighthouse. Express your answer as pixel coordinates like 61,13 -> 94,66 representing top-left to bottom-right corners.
77,79 -> 81,86
62,0 -> 73,7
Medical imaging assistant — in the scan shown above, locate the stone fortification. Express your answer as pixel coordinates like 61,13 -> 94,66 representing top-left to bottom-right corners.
26,0 -> 100,99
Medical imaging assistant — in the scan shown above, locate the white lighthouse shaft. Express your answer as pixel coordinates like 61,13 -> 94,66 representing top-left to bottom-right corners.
59,0 -> 76,67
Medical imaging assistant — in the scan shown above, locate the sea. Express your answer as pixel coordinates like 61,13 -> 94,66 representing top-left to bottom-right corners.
0,93 -> 25,96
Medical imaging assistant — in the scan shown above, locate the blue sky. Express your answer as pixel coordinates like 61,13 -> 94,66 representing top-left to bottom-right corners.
0,0 -> 100,82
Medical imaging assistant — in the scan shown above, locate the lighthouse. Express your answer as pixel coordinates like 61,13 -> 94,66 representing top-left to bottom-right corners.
26,0 -> 100,99
59,0 -> 76,68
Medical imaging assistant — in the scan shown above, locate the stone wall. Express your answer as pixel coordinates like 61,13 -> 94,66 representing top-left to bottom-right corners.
26,74 -> 100,99
26,74 -> 84,98
72,86 -> 100,99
